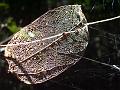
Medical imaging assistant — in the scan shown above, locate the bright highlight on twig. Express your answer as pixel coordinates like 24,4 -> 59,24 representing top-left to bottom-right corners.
0,15 -> 120,47
87,15 -> 120,25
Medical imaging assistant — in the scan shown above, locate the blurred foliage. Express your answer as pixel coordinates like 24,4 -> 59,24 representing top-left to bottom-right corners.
0,0 -> 120,90
0,3 -> 9,9
6,17 -> 20,33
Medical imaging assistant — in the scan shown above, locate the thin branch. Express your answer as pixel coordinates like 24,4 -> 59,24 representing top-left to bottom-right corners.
0,33 -> 63,47
0,15 -> 120,47
55,52 -> 120,72
82,57 -> 120,72
0,35 -> 14,52
0,24 -> 86,48
0,35 -> 13,45
87,15 -> 120,25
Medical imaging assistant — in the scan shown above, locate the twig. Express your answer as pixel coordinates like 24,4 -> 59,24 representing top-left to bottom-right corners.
0,35 -> 13,45
87,15 -> 120,25
0,24 -> 86,48
82,57 -> 120,72
0,35 -> 14,52
0,15 -> 120,47
55,52 -> 120,72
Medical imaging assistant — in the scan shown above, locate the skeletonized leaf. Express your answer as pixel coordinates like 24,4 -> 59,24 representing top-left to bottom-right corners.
4,5 -> 89,84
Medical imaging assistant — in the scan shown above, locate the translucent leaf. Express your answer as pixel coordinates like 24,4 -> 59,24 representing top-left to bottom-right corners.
4,5 -> 89,84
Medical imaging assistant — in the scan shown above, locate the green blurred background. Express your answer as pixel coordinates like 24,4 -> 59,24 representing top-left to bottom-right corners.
0,0 -> 120,90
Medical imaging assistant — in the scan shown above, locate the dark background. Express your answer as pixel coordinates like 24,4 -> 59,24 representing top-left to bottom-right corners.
0,0 -> 120,90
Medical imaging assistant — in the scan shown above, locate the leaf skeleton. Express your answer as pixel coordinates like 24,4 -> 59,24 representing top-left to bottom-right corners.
0,5 -> 120,84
